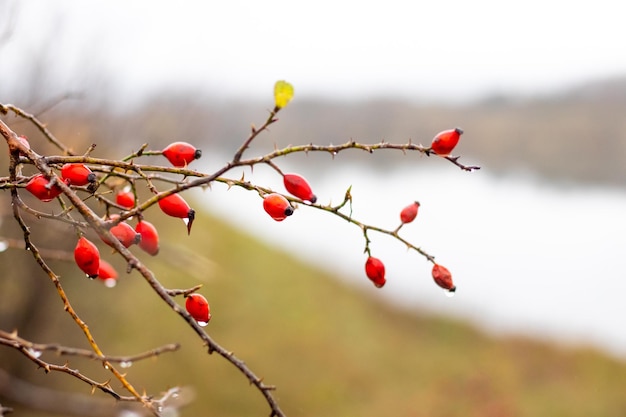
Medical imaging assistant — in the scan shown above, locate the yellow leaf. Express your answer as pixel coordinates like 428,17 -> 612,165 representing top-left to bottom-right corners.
274,80 -> 294,109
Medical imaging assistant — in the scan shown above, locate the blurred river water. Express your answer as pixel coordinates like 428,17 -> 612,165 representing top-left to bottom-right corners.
198,160 -> 626,359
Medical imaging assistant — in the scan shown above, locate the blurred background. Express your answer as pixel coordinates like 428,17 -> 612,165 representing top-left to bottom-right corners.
1,0 -> 626,416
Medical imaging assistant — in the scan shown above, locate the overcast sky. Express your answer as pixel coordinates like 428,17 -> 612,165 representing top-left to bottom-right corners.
3,0 -> 626,103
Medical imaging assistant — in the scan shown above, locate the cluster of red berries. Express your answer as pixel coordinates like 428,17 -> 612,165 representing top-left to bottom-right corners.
72,214 -> 161,282
257,165 -> 457,293
65,141 -> 210,323
26,126 -> 463,323
20,142 -> 190,289
115,190 -> 195,237
364,201 -> 456,293
115,143 -> 198,234
262,173 -> 316,221
24,163 -> 97,202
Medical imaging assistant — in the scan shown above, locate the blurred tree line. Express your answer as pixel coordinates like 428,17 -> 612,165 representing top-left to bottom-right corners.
5,78 -> 625,188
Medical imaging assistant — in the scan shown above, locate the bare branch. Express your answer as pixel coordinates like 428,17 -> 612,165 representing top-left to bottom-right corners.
0,368 -> 193,417
0,330 -> 180,365
1,96 -> 477,417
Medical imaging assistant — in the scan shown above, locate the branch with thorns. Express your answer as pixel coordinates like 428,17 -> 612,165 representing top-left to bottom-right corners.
0,82 -> 478,417
0,329 -> 180,365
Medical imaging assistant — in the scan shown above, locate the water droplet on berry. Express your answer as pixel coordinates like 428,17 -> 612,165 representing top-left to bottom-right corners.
197,320 -> 209,327
103,278 -> 117,288
445,290 -> 455,298
120,360 -> 133,368
0,240 -> 8,252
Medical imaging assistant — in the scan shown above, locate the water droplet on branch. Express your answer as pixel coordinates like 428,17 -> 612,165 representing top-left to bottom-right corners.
27,348 -> 42,358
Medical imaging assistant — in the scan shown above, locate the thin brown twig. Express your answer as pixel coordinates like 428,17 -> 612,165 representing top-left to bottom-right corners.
212,177 -> 437,262
0,236 -> 75,261
0,103 -> 73,154
166,284 -> 204,297
11,194 -> 90,227
232,107 -> 280,163
33,93 -> 83,118
0,331 -> 135,401
0,330 -> 180,364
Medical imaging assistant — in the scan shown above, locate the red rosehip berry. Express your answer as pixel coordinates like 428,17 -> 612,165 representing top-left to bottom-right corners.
102,217 -> 141,248
97,259 -> 118,288
263,193 -> 294,222
158,193 -> 195,234
135,220 -> 160,256
365,256 -> 386,288
432,263 -> 456,292
74,236 -> 100,278
162,141 -> 202,167
10,135 -> 30,155
61,163 -> 96,186
400,201 -> 420,224
17,135 -> 30,149
283,173 -> 317,203
185,293 -> 211,326
430,128 -> 463,156
116,189 -> 136,209
25,174 -> 64,202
